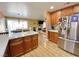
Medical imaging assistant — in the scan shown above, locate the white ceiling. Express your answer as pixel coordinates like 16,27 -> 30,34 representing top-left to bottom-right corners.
0,2 -> 78,20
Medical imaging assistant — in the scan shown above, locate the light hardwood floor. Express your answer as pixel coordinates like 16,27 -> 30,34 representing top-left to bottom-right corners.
21,32 -> 76,57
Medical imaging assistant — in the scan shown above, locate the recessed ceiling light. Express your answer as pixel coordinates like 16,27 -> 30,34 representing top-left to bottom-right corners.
50,6 -> 54,9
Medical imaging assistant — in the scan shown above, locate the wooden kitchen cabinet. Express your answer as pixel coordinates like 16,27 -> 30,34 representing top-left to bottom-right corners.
9,38 -> 24,57
51,11 -> 61,25
73,5 -> 79,13
51,13 -> 55,25
56,11 -> 61,24
23,36 -> 32,53
32,34 -> 38,49
7,34 -> 38,57
50,32 -> 54,42
48,31 -> 58,44
61,7 -> 73,16
53,32 -> 58,44
46,12 -> 52,26
48,31 -> 51,41
23,34 -> 38,53
48,31 -> 53,42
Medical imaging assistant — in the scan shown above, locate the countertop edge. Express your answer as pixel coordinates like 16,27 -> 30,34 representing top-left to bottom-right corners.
48,30 -> 58,33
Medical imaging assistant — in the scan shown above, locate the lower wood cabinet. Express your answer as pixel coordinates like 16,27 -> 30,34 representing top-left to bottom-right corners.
48,32 -> 51,41
23,36 -> 32,53
6,34 -> 38,57
32,34 -> 38,49
9,38 -> 24,57
52,32 -> 58,44
48,31 -> 58,44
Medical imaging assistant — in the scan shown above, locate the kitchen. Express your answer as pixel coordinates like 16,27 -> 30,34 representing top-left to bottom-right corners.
0,2 -> 79,57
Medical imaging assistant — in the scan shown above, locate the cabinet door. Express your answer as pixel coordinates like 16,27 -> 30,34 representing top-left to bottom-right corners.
73,5 -> 79,13
23,36 -> 32,53
55,11 -> 61,24
51,11 -> 61,25
61,7 -> 73,16
53,32 -> 59,44
47,12 -> 52,26
48,32 -> 58,44
48,31 -> 51,41
9,38 -> 24,57
48,32 -> 54,42
32,34 -> 38,49
51,32 -> 54,42
49,32 -> 53,42
51,13 -> 55,25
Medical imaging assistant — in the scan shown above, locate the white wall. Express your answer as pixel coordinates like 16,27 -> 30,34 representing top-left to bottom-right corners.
0,18 -> 6,32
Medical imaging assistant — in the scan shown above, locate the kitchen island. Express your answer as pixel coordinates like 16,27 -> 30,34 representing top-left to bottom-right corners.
0,31 -> 38,57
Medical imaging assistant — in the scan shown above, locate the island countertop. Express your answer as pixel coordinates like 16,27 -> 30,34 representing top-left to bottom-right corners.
0,31 -> 38,57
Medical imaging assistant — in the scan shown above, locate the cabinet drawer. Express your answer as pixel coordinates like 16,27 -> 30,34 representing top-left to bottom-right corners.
10,40 -> 23,46
32,34 -> 38,39
10,38 -> 23,46
10,38 -> 23,43
23,36 -> 32,40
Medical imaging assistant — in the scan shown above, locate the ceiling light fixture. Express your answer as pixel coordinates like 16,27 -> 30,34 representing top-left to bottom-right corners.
50,6 -> 54,9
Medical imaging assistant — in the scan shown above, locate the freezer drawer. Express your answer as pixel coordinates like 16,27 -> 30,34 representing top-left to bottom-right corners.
65,41 -> 75,53
58,38 -> 65,49
74,42 -> 79,56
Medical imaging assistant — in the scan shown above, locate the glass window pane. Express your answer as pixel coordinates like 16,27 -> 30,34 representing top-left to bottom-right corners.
7,19 -> 28,31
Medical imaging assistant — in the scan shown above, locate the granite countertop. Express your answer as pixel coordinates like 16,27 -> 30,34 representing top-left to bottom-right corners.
0,31 -> 38,57
9,31 -> 38,39
48,30 -> 58,33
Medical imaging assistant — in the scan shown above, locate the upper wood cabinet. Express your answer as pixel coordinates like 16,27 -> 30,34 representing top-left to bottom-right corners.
61,7 -> 73,16
73,5 -> 79,13
46,12 -> 52,26
46,4 -> 79,26
51,11 -> 61,25
51,13 -> 55,25
55,11 -> 61,25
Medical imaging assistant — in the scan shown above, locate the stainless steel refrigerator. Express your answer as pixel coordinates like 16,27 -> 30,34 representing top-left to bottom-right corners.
58,13 -> 79,56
